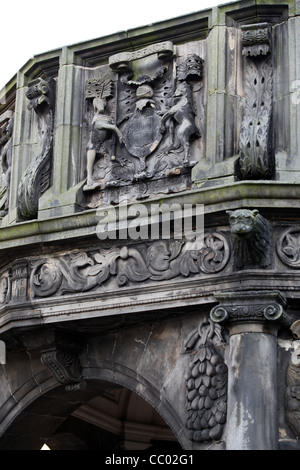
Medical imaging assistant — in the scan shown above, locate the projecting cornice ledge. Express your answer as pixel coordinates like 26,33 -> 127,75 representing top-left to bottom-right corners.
0,181 -> 299,251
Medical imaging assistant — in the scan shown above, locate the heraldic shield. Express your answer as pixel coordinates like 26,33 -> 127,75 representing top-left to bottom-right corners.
123,105 -> 163,159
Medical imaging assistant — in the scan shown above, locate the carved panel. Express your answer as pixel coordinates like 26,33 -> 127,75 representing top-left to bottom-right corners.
17,77 -> 55,221
83,43 -> 204,207
238,23 -> 274,179
10,260 -> 28,304
184,318 -> 228,442
29,232 -> 230,298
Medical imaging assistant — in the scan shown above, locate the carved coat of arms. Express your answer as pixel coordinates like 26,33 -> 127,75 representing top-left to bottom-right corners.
83,42 -> 204,204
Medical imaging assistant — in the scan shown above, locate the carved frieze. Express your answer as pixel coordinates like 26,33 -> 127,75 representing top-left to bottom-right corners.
83,43 -> 204,206
184,318 -> 228,442
0,111 -> 14,219
227,208 -> 271,269
29,232 -> 230,298
238,23 -> 273,180
17,77 -> 55,221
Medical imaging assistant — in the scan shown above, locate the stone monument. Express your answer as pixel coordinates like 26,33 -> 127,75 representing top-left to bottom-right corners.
0,0 -> 299,451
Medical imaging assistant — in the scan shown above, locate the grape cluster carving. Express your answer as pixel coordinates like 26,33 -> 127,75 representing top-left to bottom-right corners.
184,318 -> 228,442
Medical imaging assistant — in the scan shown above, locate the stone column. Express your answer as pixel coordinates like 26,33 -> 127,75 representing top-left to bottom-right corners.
210,290 -> 289,450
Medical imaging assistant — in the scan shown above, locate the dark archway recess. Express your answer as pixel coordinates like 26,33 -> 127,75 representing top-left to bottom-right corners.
0,379 -> 181,450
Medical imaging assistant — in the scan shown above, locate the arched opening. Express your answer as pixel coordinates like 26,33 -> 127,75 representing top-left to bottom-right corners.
0,379 -> 181,451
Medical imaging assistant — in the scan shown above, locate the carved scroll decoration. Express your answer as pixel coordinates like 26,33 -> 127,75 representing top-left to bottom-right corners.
210,291 -> 289,327
277,227 -> 300,268
184,318 -> 228,442
0,111 -> 14,219
17,77 -> 55,221
29,232 -> 230,298
227,208 -> 271,269
41,349 -> 86,392
238,23 -> 273,179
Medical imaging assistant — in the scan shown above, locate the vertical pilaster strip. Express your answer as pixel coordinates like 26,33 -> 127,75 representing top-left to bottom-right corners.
238,23 -> 274,179
38,47 -> 85,218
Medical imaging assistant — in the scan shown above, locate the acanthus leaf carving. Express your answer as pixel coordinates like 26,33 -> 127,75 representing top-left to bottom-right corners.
184,317 -> 228,442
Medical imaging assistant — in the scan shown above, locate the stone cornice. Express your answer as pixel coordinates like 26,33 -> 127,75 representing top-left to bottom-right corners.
0,181 -> 299,252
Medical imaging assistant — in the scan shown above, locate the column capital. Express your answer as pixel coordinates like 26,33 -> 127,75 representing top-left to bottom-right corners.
210,290 -> 291,331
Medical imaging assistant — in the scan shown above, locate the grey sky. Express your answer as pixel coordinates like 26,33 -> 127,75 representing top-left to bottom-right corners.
1,0 -> 232,89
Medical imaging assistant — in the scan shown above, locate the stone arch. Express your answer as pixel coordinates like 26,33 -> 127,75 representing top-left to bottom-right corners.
0,374 -> 182,450
0,313 -> 192,450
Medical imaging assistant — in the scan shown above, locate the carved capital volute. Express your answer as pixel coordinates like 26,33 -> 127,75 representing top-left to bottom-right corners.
210,290 -> 290,333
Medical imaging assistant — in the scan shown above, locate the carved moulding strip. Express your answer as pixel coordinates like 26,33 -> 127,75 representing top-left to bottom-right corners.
238,23 -> 274,180
276,227 -> 300,269
184,317 -> 228,442
17,77 -> 55,221
29,232 -> 230,298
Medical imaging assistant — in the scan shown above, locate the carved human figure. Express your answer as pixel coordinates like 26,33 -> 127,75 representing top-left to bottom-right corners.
84,96 -> 124,191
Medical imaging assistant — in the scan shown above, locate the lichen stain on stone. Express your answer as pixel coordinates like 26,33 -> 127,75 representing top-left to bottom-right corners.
231,402 -> 251,450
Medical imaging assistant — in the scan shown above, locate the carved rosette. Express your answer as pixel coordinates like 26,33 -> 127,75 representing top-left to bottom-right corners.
238,23 -> 273,180
184,318 -> 228,442
17,77 -> 55,221
276,227 -> 300,268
